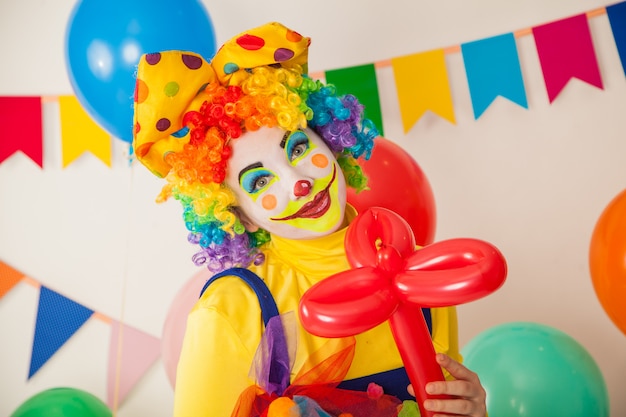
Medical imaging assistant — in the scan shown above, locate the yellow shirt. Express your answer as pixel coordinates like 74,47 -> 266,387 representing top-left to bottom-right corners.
174,206 -> 461,417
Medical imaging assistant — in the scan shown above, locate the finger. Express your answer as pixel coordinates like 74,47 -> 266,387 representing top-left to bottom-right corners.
426,379 -> 481,398
424,397 -> 480,416
436,353 -> 481,384
407,384 -> 415,397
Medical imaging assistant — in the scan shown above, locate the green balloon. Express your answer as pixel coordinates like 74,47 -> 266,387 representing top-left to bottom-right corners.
461,322 -> 609,417
10,387 -> 112,417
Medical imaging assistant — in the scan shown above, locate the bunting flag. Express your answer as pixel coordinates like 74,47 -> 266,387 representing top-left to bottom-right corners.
0,4 -> 624,165
607,1 -> 626,75
0,261 -> 24,298
532,14 -> 604,103
29,286 -> 94,378
391,49 -> 456,132
59,95 -> 112,167
461,33 -> 528,119
0,97 -> 43,167
0,260 -> 163,409
324,63 -> 385,135
107,321 -> 162,409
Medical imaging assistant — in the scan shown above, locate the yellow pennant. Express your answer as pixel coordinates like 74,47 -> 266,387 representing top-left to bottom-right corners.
391,49 -> 456,133
59,96 -> 111,167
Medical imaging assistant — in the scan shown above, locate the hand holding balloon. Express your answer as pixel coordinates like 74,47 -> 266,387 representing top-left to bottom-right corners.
299,207 -> 507,417
410,353 -> 488,417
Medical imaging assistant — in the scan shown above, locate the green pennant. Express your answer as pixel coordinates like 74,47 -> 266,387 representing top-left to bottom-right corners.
325,63 -> 384,136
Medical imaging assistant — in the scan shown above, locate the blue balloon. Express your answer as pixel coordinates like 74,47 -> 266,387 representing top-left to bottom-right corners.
461,322 -> 609,417
65,0 -> 216,143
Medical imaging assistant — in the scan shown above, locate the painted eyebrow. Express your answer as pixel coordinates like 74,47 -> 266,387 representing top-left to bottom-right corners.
279,131 -> 291,149
238,162 -> 263,183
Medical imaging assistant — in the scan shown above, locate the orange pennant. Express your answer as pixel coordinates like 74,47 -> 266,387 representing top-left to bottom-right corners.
0,261 -> 25,298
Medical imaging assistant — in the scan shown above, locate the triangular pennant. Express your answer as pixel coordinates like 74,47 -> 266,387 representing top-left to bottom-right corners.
0,261 -> 25,298
324,63 -> 384,135
391,49 -> 455,132
607,1 -> 626,76
59,95 -> 112,167
461,33 -> 528,119
29,286 -> 94,378
107,321 -> 161,409
0,97 -> 43,167
532,14 -> 603,102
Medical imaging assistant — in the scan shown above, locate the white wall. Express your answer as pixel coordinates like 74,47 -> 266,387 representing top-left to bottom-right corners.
1,0 -> 625,416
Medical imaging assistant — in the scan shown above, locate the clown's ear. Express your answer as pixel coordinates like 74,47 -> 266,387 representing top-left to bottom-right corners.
232,207 -> 260,233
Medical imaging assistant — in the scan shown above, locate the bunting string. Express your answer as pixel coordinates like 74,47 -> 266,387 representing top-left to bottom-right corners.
0,3 -> 624,166
0,260 -> 161,410
308,6 -> 610,78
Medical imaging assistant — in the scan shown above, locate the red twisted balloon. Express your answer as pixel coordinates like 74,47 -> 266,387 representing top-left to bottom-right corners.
299,207 -> 507,417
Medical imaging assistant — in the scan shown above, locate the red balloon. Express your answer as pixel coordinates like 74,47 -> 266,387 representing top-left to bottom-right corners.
348,137 -> 436,246
397,238 -> 508,307
300,207 -> 507,417
299,267 -> 398,337
345,206 -> 416,268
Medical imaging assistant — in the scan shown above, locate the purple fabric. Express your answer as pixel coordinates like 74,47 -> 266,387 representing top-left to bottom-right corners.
252,314 -> 292,395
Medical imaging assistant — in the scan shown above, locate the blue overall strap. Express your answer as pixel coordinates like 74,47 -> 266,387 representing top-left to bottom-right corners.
199,267 -> 280,326
199,267 -> 290,392
336,307 -> 432,401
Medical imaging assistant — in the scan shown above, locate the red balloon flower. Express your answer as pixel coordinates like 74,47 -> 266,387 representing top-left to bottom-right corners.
300,207 -> 507,417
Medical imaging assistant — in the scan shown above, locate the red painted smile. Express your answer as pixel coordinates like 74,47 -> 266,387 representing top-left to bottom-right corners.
270,166 -> 336,221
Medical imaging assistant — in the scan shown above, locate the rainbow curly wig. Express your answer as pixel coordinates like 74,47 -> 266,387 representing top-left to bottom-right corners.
133,23 -> 379,273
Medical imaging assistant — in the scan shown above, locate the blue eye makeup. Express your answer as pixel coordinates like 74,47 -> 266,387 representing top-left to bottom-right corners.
286,130 -> 312,163
240,168 -> 275,194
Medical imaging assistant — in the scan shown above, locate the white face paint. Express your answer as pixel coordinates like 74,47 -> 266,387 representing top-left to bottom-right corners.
224,126 -> 347,239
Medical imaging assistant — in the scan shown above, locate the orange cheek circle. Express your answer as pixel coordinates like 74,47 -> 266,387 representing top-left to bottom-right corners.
311,154 -> 329,168
261,194 -> 277,210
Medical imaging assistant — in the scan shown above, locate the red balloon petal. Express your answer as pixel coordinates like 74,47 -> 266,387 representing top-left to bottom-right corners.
394,239 -> 507,306
299,268 -> 398,337
345,207 -> 416,268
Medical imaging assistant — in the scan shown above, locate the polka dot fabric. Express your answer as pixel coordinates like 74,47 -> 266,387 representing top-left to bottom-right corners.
133,51 -> 216,177
133,22 -> 310,178
212,21 -> 310,86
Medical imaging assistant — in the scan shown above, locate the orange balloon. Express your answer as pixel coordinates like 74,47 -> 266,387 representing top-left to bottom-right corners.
589,188 -> 626,336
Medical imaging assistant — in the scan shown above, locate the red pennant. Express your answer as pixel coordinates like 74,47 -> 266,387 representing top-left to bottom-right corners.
0,97 -> 43,166
532,14 -> 603,102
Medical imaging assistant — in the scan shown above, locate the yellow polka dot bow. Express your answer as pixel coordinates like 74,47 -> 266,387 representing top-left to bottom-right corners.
133,22 -> 311,177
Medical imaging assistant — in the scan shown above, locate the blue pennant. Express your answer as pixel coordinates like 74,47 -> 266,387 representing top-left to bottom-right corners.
462,33 -> 528,119
29,286 -> 94,378
607,1 -> 626,76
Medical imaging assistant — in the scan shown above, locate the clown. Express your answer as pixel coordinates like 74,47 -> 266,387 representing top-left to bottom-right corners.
134,22 -> 487,417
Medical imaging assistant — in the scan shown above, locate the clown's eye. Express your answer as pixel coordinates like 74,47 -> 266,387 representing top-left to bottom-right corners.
290,142 -> 308,159
241,169 -> 274,194
286,131 -> 310,162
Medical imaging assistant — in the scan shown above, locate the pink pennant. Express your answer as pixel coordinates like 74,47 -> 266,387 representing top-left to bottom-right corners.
532,14 -> 603,102
107,321 -> 161,409
0,97 -> 43,166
